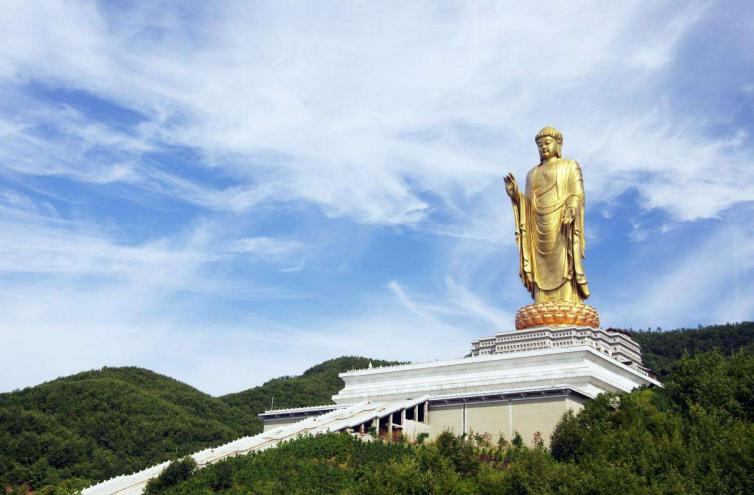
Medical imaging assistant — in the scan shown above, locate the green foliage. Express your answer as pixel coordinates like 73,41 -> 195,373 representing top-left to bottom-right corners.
210,459 -> 234,491
0,367 -> 248,491
626,321 -> 754,374
0,356 -> 398,492
155,430 -> 585,495
156,432 -> 414,494
219,357 -> 401,417
144,457 -> 197,495
511,431 -> 523,448
662,349 -> 754,421
548,409 -> 580,462
155,350 -> 754,495
3,324 -> 753,493
435,430 -> 479,476
550,352 -> 754,494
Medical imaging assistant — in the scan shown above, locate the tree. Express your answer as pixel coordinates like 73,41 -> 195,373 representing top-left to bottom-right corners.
211,459 -> 233,491
144,457 -> 197,495
549,410 -> 581,462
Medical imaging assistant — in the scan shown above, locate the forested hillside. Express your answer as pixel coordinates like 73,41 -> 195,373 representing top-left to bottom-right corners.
627,321 -> 754,374
1,323 -> 752,494
0,356 -> 397,493
144,349 -> 754,494
220,357 -> 402,418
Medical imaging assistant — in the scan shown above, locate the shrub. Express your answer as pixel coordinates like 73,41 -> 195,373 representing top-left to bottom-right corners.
144,457 -> 197,494
211,459 -> 233,491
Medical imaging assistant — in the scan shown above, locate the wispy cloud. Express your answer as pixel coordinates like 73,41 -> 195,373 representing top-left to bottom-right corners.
388,278 -> 512,332
444,276 -> 512,329
388,280 -> 444,324
1,1 -> 739,225
0,1 -> 752,393
601,215 -> 754,329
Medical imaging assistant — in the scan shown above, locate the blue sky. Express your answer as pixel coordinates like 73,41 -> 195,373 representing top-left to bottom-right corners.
2,1 -> 753,395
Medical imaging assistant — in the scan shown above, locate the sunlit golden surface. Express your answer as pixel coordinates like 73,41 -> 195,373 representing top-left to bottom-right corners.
515,301 -> 600,330
505,127 -> 599,329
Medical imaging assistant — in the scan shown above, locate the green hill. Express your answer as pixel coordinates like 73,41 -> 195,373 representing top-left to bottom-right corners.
2,323 -> 753,493
0,356 -> 398,493
148,349 -> 754,495
626,321 -> 754,374
219,357 -> 401,418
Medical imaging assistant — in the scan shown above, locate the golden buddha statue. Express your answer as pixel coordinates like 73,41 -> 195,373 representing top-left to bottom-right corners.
504,127 -> 599,329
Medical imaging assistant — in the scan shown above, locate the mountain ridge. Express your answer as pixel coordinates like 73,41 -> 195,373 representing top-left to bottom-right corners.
0,356 -> 400,492
2,323 -> 753,492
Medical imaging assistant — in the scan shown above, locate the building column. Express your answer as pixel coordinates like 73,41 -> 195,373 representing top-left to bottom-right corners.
507,400 -> 513,440
423,401 -> 429,423
463,403 -> 467,435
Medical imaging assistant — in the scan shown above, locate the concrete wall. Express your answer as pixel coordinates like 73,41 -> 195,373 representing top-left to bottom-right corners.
335,347 -> 661,405
427,404 -> 464,438
428,394 -> 584,446
402,419 -> 431,441
262,417 -> 303,431
467,402 -> 511,440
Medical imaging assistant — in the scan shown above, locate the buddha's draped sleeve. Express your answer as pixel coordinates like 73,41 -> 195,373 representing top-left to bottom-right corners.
567,161 -> 590,299
512,178 -> 534,297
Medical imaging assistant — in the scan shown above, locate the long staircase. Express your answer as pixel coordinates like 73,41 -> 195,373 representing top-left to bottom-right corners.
82,396 -> 428,495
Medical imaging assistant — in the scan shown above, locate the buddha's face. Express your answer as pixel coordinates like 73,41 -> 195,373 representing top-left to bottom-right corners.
537,136 -> 558,161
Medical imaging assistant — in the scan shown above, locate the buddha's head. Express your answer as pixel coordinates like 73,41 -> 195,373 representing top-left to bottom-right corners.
535,127 -> 563,160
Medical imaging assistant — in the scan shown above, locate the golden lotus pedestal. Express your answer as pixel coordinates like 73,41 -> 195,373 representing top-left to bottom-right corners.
515,301 -> 600,330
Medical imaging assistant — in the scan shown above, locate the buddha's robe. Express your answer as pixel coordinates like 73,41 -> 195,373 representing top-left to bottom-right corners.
511,159 -> 590,304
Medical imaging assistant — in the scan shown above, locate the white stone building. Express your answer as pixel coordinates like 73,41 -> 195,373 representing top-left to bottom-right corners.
262,337 -> 660,446
470,326 -> 650,376
83,326 -> 661,495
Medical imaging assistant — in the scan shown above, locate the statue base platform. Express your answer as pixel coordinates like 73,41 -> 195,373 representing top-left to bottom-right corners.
515,301 -> 599,330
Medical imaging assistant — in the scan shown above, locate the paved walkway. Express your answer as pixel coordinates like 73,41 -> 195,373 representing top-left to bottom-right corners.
82,396 -> 428,495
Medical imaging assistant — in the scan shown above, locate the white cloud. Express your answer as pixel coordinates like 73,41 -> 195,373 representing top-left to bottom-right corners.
0,214 -> 210,288
1,1 -> 743,227
628,2 -> 709,70
0,279 -> 475,395
444,276 -> 512,329
0,280 -> 272,394
600,218 -> 754,329
0,105 -> 146,184
0,199 -> 315,300
229,237 -> 301,255
389,280 -> 432,320
579,117 -> 754,221
0,1 -> 752,394
228,236 -> 305,271
388,278 -> 512,334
